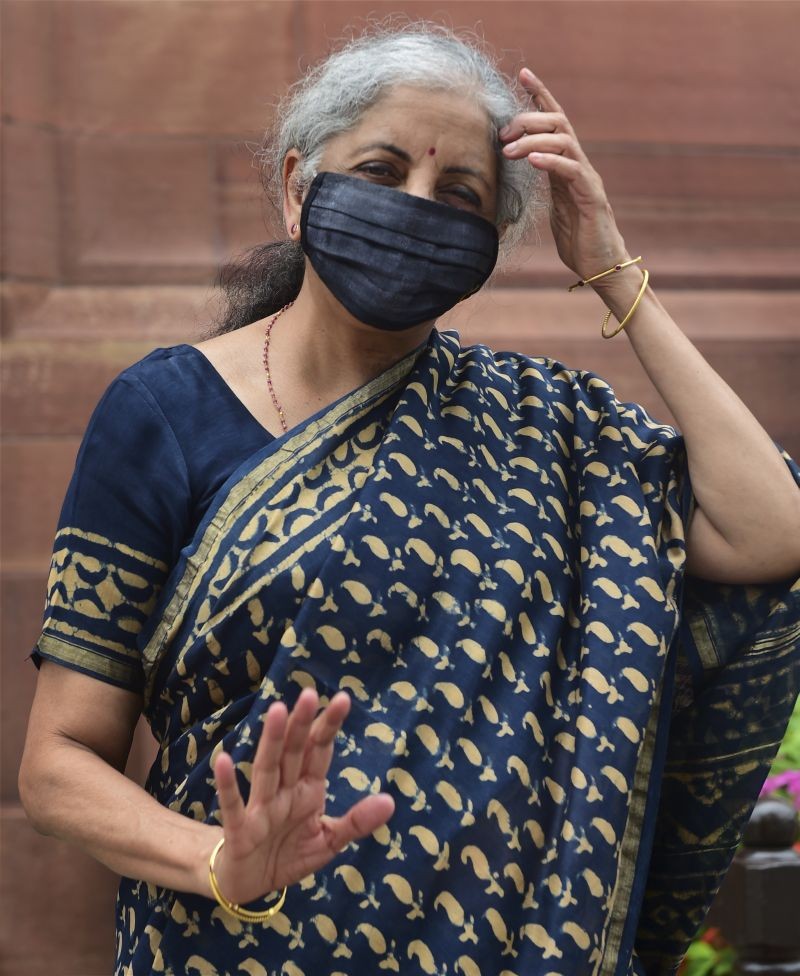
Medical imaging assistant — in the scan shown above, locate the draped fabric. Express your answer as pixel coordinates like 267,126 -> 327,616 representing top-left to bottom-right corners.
35,329 -> 799,976
635,577 -> 800,974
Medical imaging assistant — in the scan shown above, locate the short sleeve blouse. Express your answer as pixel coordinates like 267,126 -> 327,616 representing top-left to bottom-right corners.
32,345 -> 274,693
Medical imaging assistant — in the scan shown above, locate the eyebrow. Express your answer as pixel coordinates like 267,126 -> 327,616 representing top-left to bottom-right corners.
353,142 -> 412,163
443,165 -> 492,191
352,142 -> 492,191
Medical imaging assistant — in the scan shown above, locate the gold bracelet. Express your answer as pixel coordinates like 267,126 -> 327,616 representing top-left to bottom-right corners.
600,268 -> 650,339
567,255 -> 642,292
208,837 -> 287,924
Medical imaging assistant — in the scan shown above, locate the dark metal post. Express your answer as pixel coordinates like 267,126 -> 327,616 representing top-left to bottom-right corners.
706,796 -> 800,974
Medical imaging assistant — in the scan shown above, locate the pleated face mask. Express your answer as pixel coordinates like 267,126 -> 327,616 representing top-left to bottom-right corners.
299,172 -> 500,331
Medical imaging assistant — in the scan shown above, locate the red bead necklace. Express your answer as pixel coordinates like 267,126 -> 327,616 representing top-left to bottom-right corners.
262,301 -> 294,434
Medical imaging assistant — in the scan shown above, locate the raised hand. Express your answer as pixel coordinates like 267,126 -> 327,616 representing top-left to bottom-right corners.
210,687 -> 395,906
499,67 -> 630,280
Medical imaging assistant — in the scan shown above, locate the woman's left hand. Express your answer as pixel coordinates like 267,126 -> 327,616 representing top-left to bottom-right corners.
499,67 -> 629,279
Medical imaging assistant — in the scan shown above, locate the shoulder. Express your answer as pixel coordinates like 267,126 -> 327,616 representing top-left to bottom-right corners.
450,333 -> 680,449
67,347 -> 197,509
94,342 -> 238,457
64,347 -> 202,483
453,334 -> 611,403
113,343 -> 209,415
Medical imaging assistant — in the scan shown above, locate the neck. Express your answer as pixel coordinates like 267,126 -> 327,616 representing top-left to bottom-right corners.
279,265 -> 434,400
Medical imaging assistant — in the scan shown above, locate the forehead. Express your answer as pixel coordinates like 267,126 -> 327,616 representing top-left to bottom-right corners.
340,85 -> 496,161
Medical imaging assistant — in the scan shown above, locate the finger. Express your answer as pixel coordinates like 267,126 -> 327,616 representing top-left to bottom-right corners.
318,793 -> 396,855
526,152 -> 601,196
528,152 -> 582,175
301,691 -> 351,781
503,132 -> 580,162
279,687 -> 320,789
499,112 -> 566,143
520,67 -> 564,114
213,750 -> 247,834
251,699 -> 289,804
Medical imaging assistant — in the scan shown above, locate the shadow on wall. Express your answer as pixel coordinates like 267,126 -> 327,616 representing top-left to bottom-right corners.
2,1 -> 799,972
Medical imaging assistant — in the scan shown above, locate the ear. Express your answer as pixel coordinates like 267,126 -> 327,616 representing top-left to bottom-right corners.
282,149 -> 304,240
497,220 -> 510,244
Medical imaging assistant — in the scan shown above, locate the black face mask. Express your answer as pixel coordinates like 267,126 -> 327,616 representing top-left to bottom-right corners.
299,172 -> 499,331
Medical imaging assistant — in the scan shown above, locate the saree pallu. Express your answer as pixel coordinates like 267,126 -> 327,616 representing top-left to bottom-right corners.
119,329 -> 800,976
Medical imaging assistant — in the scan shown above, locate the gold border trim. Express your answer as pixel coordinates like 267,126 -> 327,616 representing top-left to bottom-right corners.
598,660 -> 669,974
140,340 -> 425,706
36,632 -> 140,688
42,619 -> 142,659
687,608 -> 721,670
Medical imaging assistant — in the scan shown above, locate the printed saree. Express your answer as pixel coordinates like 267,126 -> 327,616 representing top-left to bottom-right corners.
84,329 -> 797,975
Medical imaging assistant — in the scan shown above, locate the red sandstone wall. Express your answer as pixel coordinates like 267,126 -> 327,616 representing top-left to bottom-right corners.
2,2 -> 799,971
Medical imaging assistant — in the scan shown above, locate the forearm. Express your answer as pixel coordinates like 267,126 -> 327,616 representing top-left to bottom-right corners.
19,736 -> 219,898
497,68 -> 799,578
592,262 -> 800,576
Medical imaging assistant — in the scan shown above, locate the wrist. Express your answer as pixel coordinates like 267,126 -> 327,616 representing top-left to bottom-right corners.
195,825 -> 224,899
574,246 -> 631,280
590,264 -> 650,319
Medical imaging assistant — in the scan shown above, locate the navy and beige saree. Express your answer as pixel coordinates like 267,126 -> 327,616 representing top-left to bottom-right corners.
35,328 -> 800,976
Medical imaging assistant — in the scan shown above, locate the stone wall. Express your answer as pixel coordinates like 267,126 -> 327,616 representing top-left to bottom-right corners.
2,1 -> 799,971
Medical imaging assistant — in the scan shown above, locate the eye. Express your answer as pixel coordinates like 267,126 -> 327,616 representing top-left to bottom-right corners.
354,161 -> 399,181
440,184 -> 482,209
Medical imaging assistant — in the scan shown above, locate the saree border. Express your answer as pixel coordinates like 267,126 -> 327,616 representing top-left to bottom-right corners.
598,454 -> 692,974
598,637 -> 677,975
140,340 -> 426,707
34,632 -> 143,690
52,526 -> 169,572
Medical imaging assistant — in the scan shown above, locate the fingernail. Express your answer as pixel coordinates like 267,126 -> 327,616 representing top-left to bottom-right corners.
504,141 -> 518,153
499,125 -> 510,137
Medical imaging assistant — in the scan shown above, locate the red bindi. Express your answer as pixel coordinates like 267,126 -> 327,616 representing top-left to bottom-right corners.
428,147 -> 436,156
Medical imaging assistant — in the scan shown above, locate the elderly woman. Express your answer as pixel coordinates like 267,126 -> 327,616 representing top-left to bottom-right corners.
19,23 -> 800,976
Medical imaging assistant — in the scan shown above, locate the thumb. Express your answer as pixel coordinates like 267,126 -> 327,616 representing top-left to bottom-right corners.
319,793 -> 396,854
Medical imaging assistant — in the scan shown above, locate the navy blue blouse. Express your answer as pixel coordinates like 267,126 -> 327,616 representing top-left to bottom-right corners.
34,345 -> 274,691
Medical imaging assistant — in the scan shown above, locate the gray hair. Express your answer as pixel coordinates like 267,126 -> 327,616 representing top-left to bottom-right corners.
216,21 -> 545,333
263,21 -> 544,247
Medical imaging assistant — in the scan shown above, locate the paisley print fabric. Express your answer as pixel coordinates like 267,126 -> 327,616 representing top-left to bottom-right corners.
37,526 -> 166,688
36,329 -> 799,976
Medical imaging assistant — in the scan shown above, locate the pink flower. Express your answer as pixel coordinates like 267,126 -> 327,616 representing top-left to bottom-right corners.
760,769 -> 800,810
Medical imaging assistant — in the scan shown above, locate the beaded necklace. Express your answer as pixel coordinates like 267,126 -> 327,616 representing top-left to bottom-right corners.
262,301 -> 294,433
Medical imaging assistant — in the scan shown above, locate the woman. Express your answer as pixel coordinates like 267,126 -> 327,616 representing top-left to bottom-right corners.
19,22 -> 800,976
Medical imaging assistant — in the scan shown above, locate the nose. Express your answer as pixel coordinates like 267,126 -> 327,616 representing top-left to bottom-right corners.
403,164 -> 438,202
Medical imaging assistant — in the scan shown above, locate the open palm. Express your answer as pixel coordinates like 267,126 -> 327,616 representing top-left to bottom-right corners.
212,688 -> 395,906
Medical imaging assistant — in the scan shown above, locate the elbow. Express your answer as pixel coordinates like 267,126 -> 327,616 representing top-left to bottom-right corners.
762,499 -> 800,580
686,499 -> 800,584
18,751 -> 58,836
738,520 -> 800,583
769,486 -> 800,576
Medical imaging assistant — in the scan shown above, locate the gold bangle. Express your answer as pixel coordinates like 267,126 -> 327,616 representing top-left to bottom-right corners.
567,255 -> 642,292
600,268 -> 650,339
208,837 -> 287,924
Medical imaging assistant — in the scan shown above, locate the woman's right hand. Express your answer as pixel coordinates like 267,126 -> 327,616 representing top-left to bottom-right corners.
209,688 -> 395,906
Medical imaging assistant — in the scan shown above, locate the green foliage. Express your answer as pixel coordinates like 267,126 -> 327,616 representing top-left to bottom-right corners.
679,931 -> 737,976
770,693 -> 800,776
681,697 -> 800,974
